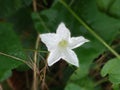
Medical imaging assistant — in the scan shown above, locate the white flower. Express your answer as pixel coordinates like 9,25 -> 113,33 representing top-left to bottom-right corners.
40,22 -> 89,67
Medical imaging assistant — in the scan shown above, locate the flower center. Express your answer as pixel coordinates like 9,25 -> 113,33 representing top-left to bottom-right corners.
58,39 -> 68,48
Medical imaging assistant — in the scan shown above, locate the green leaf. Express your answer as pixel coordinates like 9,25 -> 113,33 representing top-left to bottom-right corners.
0,22 -> 26,81
24,0 -> 32,6
0,0 -> 31,18
0,70 -> 12,82
7,7 -> 36,50
6,7 -> 35,71
65,83 -> 82,90
31,12 -> 51,33
112,84 -> 120,90
101,58 -> 120,84
96,0 -> 120,19
65,77 -> 95,90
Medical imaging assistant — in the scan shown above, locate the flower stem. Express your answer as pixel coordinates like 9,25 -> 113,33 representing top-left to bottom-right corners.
94,77 -> 108,87
24,49 -> 48,53
0,52 -> 26,63
32,35 -> 40,90
59,0 -> 120,59
32,0 -> 39,89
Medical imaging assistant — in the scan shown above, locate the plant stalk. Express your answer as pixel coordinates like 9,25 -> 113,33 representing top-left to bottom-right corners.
32,0 -> 39,89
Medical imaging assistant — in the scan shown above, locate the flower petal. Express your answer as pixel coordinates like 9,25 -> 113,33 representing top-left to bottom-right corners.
47,49 -> 61,66
56,22 -> 70,40
69,36 -> 89,49
62,49 -> 79,67
40,33 -> 59,51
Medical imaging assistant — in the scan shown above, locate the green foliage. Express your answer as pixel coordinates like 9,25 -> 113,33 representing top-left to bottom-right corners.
31,0 -> 120,89
65,83 -> 81,90
0,23 -> 26,81
0,0 -> 120,89
101,58 -> 120,84
0,0 -> 30,18
65,77 -> 95,90
97,0 -> 120,19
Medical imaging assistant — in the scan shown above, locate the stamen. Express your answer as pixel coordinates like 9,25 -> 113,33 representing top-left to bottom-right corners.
58,40 -> 68,48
